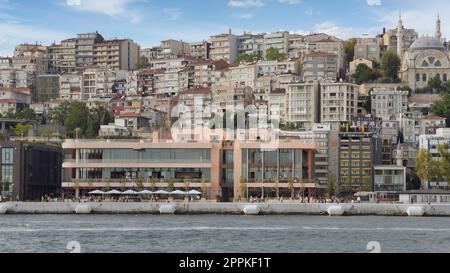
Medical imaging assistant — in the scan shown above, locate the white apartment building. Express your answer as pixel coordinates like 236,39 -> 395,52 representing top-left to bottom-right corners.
288,34 -> 306,59
286,81 -> 320,130
397,111 -> 423,145
420,128 -> 450,158
302,52 -> 338,82
321,83 -> 359,130
59,73 -> 82,100
225,63 -> 257,89
306,36 -> 345,70
93,39 -> 140,71
210,32 -> 239,63
263,31 -> 289,56
371,88 -> 408,121
237,34 -> 264,56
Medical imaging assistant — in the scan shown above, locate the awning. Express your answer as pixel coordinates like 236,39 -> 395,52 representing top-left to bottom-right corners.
138,190 -> 154,195
188,190 -> 202,195
88,190 -> 105,195
170,190 -> 187,195
122,190 -> 138,195
106,190 -> 122,195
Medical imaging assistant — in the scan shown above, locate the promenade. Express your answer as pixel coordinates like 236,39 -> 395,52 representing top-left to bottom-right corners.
1,202 -> 450,217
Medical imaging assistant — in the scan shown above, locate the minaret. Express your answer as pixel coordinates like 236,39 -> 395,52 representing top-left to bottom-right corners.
436,13 -> 442,41
397,13 -> 404,57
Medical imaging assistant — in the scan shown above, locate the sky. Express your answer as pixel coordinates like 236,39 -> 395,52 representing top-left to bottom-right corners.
0,0 -> 449,56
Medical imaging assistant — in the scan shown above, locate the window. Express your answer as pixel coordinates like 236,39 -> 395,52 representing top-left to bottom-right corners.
416,74 -> 420,82
423,74 -> 427,82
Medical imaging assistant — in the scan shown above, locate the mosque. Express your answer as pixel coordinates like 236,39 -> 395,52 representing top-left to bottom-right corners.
400,14 -> 450,90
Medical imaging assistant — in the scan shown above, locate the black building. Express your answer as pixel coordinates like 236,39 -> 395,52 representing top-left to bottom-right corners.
0,141 -> 62,201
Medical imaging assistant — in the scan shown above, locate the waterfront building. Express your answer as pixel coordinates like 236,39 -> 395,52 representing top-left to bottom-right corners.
399,190 -> 450,204
61,137 -> 317,201
371,87 -> 408,121
338,130 -> 381,195
0,141 -> 62,201
373,165 -> 407,192
277,123 -> 339,187
354,38 -> 382,63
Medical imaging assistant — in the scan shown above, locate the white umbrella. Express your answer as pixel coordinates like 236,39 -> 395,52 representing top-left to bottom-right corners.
138,190 -> 154,195
106,190 -> 122,195
154,190 -> 169,195
88,190 -> 105,195
170,190 -> 188,195
188,190 -> 202,195
122,190 -> 138,195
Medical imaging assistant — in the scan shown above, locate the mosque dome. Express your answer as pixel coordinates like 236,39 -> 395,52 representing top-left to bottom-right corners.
410,36 -> 445,51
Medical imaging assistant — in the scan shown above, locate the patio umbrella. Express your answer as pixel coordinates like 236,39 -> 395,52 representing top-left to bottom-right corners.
170,190 -> 188,195
122,190 -> 138,195
138,190 -> 154,195
106,190 -> 122,195
154,190 -> 169,195
188,190 -> 202,195
88,190 -> 105,195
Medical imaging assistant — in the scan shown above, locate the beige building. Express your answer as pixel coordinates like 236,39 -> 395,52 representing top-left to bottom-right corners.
321,83 -> 359,130
47,38 -> 77,74
93,39 -> 140,71
210,32 -> 239,63
286,81 -> 320,129
61,137 -> 317,201
349,58 -> 373,74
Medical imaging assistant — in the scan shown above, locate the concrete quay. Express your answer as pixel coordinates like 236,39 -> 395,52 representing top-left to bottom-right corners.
1,202 -> 450,217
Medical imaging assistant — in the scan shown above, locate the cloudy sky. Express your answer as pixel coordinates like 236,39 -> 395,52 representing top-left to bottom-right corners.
0,0 -> 448,56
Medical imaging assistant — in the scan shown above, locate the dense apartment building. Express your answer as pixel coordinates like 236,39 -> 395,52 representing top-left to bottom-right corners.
47,38 -> 77,74
286,81 -> 320,130
75,32 -> 105,69
302,52 -> 338,82
210,32 -> 239,63
189,41 -> 211,59
93,39 -> 140,71
320,83 -> 359,130
371,88 -> 408,121
263,31 -> 289,56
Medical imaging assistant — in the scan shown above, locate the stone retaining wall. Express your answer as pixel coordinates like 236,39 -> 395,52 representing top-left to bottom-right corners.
2,202 -> 450,216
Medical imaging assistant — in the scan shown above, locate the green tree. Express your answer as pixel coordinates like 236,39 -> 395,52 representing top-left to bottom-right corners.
150,177 -> 157,191
416,148 -> 440,189
136,175 -> 144,191
48,101 -> 71,126
12,123 -> 32,138
167,177 -> 175,192
381,51 -> 401,82
327,173 -> 336,198
438,144 -> 450,183
287,177 -> 295,200
40,128 -> 53,141
134,56 -> 150,70
15,108 -> 36,120
354,64 -> 382,84
344,38 -> 357,65
234,52 -> 262,64
431,92 -> 450,127
428,74 -> 444,92
265,47 -> 286,61
65,102 -> 89,138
